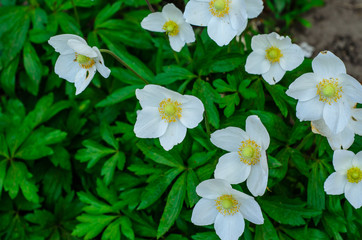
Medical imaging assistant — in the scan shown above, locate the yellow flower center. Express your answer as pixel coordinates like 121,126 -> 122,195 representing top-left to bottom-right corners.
316,78 -> 343,104
162,21 -> 179,36
265,46 -> 283,63
238,140 -> 261,165
74,53 -> 95,69
209,0 -> 230,17
215,195 -> 239,215
347,167 -> 362,183
159,98 -> 182,122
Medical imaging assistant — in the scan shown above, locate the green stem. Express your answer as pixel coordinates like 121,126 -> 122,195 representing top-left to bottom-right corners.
145,0 -> 155,12
70,0 -> 80,25
173,51 -> 180,64
99,49 -> 149,85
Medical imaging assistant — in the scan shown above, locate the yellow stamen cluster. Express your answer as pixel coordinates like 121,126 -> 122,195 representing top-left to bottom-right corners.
162,21 -> 179,36
74,53 -> 95,69
209,0 -> 230,17
316,78 -> 343,104
347,167 -> 362,183
238,139 -> 261,165
265,46 -> 283,63
159,98 -> 182,123
215,195 -> 239,215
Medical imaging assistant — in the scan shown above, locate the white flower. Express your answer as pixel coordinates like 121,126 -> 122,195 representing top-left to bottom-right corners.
324,150 -> 362,209
134,84 -> 204,151
312,107 -> 362,150
245,32 -> 305,85
210,115 -> 270,196
141,3 -> 195,52
48,34 -> 111,95
286,51 -> 362,134
184,0 -> 263,46
191,179 -> 263,240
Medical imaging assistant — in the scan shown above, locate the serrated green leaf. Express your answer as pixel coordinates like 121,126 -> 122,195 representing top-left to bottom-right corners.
259,196 -> 322,226
102,217 -> 121,240
157,172 -> 186,238
73,214 -> 117,240
101,152 -> 126,186
186,169 -> 199,207
96,85 -> 142,108
57,12 -> 82,35
95,2 -> 123,27
0,160 -> 7,198
0,55 -> 18,96
255,213 -> 279,240
77,191 -> 114,214
153,65 -> 196,85
138,167 -> 183,210
100,122 -> 118,149
188,150 -> 217,169
75,140 -> 116,168
119,216 -> 135,240
264,83 -> 289,117
307,160 -> 327,210
137,141 -> 184,168
191,232 -> 219,240
282,227 -> 329,240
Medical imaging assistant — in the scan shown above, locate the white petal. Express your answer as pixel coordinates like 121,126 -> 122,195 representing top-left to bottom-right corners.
179,95 -> 204,129
169,35 -> 185,52
296,97 -> 324,121
351,109 -> 362,135
135,85 -> 168,109
92,47 -> 110,78
286,73 -> 318,101
245,51 -> 271,75
324,172 -> 347,195
48,34 -> 86,54
134,108 -> 168,138
279,44 -> 305,71
354,152 -> 362,169
159,120 -> 187,151
67,39 -> 97,58
244,0 -> 264,19
191,198 -> 219,225
345,182 -> 362,209
54,53 -> 80,82
247,161 -> 268,196
231,189 -> 264,224
333,150 -> 354,172
162,3 -> 184,23
179,23 -> 196,43
207,16 -> 237,46
214,152 -> 251,184
74,67 -> 96,95
228,0 -> 248,32
312,51 -> 346,79
196,179 -> 232,199
327,126 -> 355,150
323,102 -> 350,134
184,1 -> 212,27
266,32 -> 292,50
262,63 -> 286,85
311,119 -> 331,137
246,115 -> 270,150
214,212 -> 245,240
141,12 -> 166,32
339,73 -> 362,103
210,127 -> 248,152
251,34 -> 270,51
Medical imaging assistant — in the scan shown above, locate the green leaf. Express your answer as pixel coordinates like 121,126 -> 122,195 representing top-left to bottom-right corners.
157,172 -> 186,238
187,150 -> 217,169
75,140 -> 116,168
191,232 -> 219,240
307,160 -> 328,210
77,191 -> 114,214
213,79 -> 236,92
186,169 -> 199,207
259,196 -> 322,226
209,53 -> 245,73
153,65 -> 196,85
119,216 -> 135,240
138,167 -> 183,210
0,55 -> 18,96
255,213 -> 279,240
100,122 -> 118,149
57,12 -> 82,35
102,218 -> 121,240
137,141 -> 184,168
0,160 -> 8,197
96,85 -> 142,108
192,79 -> 220,128
264,83 -> 289,117
22,40 -> 43,95
73,214 -> 117,240
101,152 -> 126,186
95,2 -> 123,27
0,134 -> 9,158
282,227 -> 329,240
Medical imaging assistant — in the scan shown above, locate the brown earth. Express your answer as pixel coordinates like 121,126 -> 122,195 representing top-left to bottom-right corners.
292,0 -> 362,81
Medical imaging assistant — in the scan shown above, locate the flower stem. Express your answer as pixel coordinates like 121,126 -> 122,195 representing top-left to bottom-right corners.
70,0 -> 80,25
99,49 -> 149,85
145,0 -> 155,12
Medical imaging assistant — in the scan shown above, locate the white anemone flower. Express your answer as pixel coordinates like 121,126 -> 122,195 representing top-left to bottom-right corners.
324,150 -> 362,209
211,115 -> 270,196
184,0 -> 263,46
312,107 -> 362,150
245,32 -> 305,85
191,179 -> 264,240
286,51 -> 362,134
48,34 -> 111,95
134,84 -> 204,151
141,3 -> 195,52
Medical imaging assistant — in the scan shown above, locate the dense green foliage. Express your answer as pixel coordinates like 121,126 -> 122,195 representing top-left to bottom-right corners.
1,0 -> 362,239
